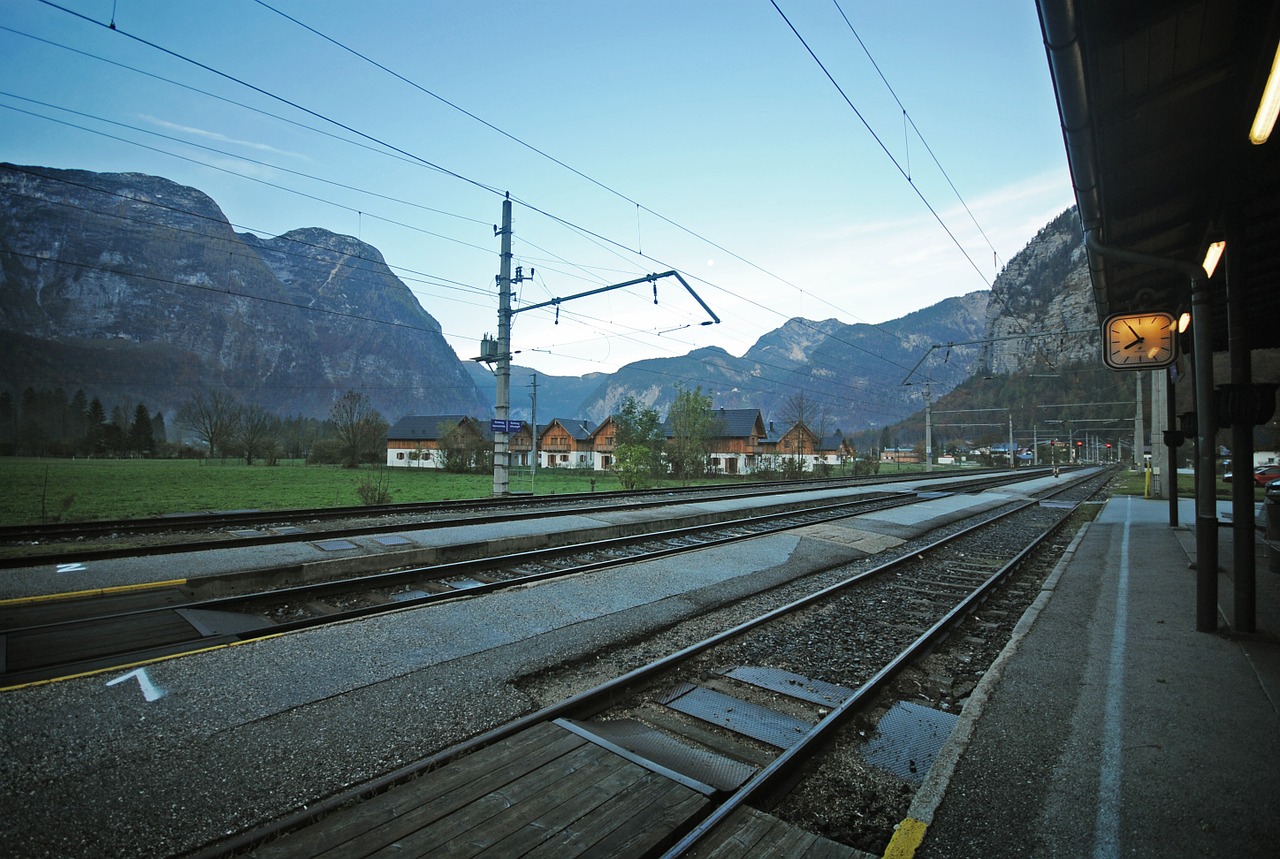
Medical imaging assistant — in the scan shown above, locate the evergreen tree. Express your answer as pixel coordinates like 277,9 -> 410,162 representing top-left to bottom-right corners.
86,396 -> 108,455
69,390 -> 90,455
129,403 -> 154,455
151,410 -> 167,446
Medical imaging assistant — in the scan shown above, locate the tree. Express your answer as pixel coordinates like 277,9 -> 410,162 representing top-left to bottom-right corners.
329,390 -> 387,469
439,419 -> 488,472
612,396 -> 665,488
129,403 -> 154,456
781,390 -> 827,461
151,410 -> 168,448
178,390 -> 239,460
233,403 -> 280,465
666,385 -> 720,482
85,396 -> 108,455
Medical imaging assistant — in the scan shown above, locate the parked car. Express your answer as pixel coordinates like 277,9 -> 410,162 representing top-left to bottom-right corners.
1254,465 -> 1280,486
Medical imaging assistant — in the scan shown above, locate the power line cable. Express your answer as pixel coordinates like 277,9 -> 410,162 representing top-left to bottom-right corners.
249,0 -> 926,347
26,2 -> 940,384
829,0 -> 1004,270
770,0 -> 1056,370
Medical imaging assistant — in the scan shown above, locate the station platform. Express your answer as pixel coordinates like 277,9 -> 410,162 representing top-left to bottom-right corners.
899,495 -> 1280,858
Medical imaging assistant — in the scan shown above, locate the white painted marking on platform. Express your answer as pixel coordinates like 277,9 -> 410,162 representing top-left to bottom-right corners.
1093,496 -> 1131,858
55,563 -> 87,574
106,668 -> 166,702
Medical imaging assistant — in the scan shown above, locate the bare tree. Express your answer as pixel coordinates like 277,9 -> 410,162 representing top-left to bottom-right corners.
178,390 -> 239,460
330,390 -> 388,469
233,403 -> 280,465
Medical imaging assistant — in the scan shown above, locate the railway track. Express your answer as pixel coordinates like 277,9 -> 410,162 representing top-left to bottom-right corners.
0,468 -> 1035,568
190,468 -> 1110,858
0,488 -> 933,687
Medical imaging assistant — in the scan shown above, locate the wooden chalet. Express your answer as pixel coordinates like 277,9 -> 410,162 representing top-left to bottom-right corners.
775,421 -> 823,464
385,415 -> 490,468
701,408 -> 768,475
538,418 -> 598,468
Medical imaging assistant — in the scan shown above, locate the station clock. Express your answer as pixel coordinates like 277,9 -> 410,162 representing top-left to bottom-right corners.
1102,311 -> 1179,370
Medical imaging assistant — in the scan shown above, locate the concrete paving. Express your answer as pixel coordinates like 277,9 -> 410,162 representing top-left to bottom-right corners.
0,471 -> 1061,601
902,496 -> 1280,858
0,471 -> 1091,857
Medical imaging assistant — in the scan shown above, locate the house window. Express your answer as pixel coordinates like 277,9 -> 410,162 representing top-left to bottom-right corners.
396,452 -> 405,460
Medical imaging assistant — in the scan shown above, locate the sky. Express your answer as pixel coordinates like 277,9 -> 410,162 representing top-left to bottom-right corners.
0,0 -> 1077,381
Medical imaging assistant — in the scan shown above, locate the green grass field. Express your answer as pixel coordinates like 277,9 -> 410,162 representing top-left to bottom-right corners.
1110,467 -> 1244,500
0,458 -> 631,526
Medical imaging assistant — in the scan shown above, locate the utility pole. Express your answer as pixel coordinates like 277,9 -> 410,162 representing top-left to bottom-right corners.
923,382 -> 933,472
493,195 -> 513,497
1008,410 -> 1016,471
529,372 -> 538,495
1134,373 -> 1144,472
485,199 -> 717,497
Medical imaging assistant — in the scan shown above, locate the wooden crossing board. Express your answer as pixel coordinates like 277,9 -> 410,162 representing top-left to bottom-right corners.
249,721 -> 709,858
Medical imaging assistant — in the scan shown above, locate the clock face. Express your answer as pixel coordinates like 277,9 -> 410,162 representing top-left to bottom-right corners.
1103,312 -> 1178,370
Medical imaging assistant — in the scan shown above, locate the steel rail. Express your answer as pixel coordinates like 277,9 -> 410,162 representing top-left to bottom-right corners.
0,471 -> 958,542
187,469 -> 1104,859
660,482 -> 1089,856
0,469 -> 1035,569
0,490 -> 928,687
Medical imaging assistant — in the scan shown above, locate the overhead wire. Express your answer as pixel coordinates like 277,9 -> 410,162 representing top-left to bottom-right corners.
27,0 -> 939,396
248,0 -> 931,349
771,0 -> 1058,372
20,1 -> 988,410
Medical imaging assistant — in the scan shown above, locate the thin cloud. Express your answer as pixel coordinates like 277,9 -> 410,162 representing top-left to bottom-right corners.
138,115 -> 311,161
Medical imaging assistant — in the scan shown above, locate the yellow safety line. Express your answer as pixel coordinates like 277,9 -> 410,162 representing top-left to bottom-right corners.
0,578 -> 188,607
0,632 -> 288,692
883,817 -> 928,858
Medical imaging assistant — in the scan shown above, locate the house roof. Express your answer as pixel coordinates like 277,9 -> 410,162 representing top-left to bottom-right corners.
662,408 -> 766,440
386,415 -> 485,442
542,417 -> 597,441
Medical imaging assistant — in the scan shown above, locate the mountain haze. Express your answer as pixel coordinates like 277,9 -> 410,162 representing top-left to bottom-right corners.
0,165 -> 1099,435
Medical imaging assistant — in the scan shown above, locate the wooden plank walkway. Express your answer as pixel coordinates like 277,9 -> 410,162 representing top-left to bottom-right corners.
249,721 -> 710,858
685,806 -> 870,858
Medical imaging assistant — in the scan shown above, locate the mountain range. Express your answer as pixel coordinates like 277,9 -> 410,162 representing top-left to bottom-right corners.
0,163 -> 1099,433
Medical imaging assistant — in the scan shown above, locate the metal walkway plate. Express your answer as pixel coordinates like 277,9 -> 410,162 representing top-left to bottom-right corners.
559,718 -> 757,793
662,683 -> 813,749
723,666 -> 854,708
312,539 -> 358,551
176,608 -> 271,637
861,700 -> 958,783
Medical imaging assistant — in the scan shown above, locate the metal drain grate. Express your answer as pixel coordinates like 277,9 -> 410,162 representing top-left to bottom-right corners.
723,666 -> 854,708
860,700 -> 958,783
662,683 -> 812,749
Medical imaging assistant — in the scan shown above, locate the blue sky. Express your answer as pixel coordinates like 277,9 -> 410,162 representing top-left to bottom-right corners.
1,1 -> 1075,379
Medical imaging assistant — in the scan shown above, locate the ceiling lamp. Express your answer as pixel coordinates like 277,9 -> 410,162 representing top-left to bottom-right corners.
1250,39 -> 1280,144
1202,240 -> 1226,277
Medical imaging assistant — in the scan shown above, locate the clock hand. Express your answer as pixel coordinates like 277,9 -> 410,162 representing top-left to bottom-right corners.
1124,337 -> 1143,349
1124,321 -> 1140,338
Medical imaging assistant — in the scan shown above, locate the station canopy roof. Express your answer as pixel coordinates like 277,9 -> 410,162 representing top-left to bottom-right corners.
1036,0 -> 1280,351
